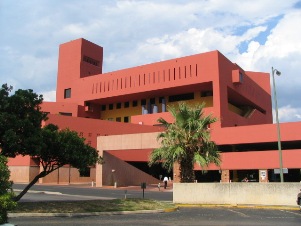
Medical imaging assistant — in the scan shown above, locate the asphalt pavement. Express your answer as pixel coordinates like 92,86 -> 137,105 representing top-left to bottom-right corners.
9,207 -> 301,226
8,183 -> 301,226
12,183 -> 173,202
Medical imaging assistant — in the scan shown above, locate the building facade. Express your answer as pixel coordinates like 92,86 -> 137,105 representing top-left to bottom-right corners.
8,38 -> 301,186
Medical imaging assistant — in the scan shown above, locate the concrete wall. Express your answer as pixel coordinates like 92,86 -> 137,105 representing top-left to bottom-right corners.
9,166 -> 40,183
96,133 -> 161,187
173,183 -> 301,206
101,152 -> 160,187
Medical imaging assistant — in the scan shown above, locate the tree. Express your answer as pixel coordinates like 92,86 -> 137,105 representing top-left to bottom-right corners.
0,84 -> 102,201
149,102 -> 220,182
0,155 -> 16,224
0,84 -> 48,157
14,124 -> 102,201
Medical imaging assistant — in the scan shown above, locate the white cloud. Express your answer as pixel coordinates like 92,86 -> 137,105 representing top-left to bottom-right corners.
41,90 -> 56,102
1,0 -> 301,122
278,105 -> 301,122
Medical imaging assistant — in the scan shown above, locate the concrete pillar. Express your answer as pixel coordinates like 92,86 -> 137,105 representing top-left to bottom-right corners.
259,169 -> 269,182
221,170 -> 230,182
95,149 -> 104,187
173,162 -> 181,183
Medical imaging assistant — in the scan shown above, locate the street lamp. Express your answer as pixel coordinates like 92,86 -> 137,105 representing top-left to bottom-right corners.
271,67 -> 284,182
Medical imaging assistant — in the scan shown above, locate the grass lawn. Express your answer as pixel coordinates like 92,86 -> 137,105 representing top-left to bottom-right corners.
11,199 -> 176,213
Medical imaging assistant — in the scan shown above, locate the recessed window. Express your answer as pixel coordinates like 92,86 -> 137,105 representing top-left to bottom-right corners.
124,116 -> 129,123
141,99 -> 146,105
159,97 -> 164,103
59,112 -> 72,116
64,88 -> 71,99
116,103 -> 121,109
83,55 -> 99,66
201,91 -> 213,97
169,93 -> 194,102
150,98 -> 155,104
101,105 -> 106,111
109,104 -> 114,110
133,100 -> 138,107
239,72 -> 244,83
124,102 -> 130,108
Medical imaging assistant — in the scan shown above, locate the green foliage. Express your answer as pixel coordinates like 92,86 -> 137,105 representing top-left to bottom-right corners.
0,155 -> 12,195
0,155 -> 17,224
39,124 -> 102,172
14,124 -> 102,201
0,84 -> 102,201
0,84 -> 48,157
149,102 -> 220,182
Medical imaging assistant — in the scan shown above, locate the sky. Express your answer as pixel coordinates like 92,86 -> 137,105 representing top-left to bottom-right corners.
0,0 -> 301,123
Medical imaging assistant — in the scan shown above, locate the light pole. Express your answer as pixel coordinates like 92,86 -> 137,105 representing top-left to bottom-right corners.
271,67 -> 284,182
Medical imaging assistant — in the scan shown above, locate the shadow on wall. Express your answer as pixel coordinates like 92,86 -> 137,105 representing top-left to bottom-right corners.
102,152 -> 159,187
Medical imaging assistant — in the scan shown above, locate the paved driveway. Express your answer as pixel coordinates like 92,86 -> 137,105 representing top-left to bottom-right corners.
12,183 -> 173,202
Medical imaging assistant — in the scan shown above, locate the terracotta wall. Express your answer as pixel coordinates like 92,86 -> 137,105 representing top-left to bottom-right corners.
40,165 -> 96,184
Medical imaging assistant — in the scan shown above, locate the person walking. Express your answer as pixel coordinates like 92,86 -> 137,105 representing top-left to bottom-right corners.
163,176 -> 168,189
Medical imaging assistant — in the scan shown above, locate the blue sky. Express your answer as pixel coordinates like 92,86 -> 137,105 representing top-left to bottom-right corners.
1,0 -> 301,122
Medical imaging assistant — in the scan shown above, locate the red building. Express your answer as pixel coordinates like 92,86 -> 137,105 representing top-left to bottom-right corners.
8,38 -> 301,186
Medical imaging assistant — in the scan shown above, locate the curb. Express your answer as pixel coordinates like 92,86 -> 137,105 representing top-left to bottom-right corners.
8,207 -> 178,218
176,204 -> 300,211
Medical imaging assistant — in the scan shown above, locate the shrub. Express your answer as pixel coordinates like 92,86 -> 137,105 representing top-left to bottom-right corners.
0,155 -> 16,224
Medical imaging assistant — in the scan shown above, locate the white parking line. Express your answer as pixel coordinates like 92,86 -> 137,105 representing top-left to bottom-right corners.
227,209 -> 250,218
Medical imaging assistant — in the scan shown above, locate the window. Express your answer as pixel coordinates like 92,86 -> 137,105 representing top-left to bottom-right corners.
124,116 -> 129,123
101,105 -> 106,111
168,93 -> 194,102
141,99 -> 146,105
83,55 -> 99,66
124,102 -> 130,108
64,88 -> 71,99
88,133 -> 92,137
150,98 -> 156,105
116,117 -> 121,122
239,72 -> 244,83
109,104 -> 114,110
59,112 -> 72,116
201,91 -> 213,97
133,100 -> 138,107
116,103 -> 121,109
79,132 -> 83,137
79,167 -> 90,177
159,97 -> 164,103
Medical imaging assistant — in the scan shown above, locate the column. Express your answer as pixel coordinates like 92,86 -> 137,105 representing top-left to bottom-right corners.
221,170 -> 230,182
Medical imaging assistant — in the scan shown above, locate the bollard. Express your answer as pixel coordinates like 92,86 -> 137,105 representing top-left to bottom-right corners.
141,182 -> 146,199
158,182 -> 161,191
91,180 -> 94,187
114,182 -> 117,188
124,190 -> 127,199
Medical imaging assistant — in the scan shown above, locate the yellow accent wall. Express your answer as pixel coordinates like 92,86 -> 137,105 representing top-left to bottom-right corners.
100,92 -> 213,122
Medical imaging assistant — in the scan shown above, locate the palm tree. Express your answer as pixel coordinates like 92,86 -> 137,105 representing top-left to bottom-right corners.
149,102 -> 220,183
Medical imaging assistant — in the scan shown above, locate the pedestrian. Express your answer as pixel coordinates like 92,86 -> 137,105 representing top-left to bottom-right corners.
163,176 -> 168,189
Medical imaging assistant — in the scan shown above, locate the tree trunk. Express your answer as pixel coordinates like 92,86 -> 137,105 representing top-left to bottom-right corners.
13,171 -> 47,201
179,154 -> 195,183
